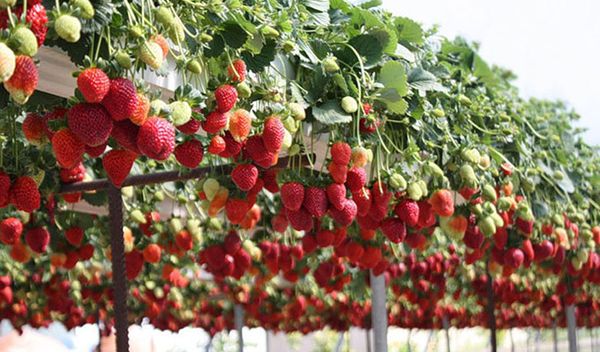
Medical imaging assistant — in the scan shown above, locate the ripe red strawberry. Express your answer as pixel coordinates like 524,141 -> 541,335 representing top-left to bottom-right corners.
346,241 -> 364,262
102,149 -> 137,187
130,93 -> 150,126
224,231 -> 242,255
111,120 -> 140,153
326,183 -> 346,211
329,199 -> 357,226
143,244 -> 161,263
25,226 -> 50,253
0,217 -> 23,245
101,78 -> 138,121
281,182 -> 305,211
361,246 -> 382,268
303,187 -> 328,218
65,226 -> 84,247
429,189 -> 454,217
262,116 -> 285,153
352,188 -> 372,217
0,172 -> 10,207
328,163 -> 348,184
125,250 -> 144,279
316,230 -> 335,247
42,107 -> 67,140
201,111 -> 228,134
380,217 -> 406,243
231,164 -> 258,191
208,135 -> 226,155
67,103 -> 113,147
174,139 -> 204,168
218,131 -> 243,158
77,68 -> 110,103
137,117 -> 175,161
175,230 -> 193,251
331,142 -> 351,165
52,128 -> 85,169
225,198 -> 250,224
4,55 -> 38,104
515,217 -> 534,235
394,199 -> 419,227
229,109 -> 251,141
346,167 -> 366,192
177,118 -> 201,135
85,143 -> 107,157
417,200 -> 436,228
10,176 -> 40,212
78,243 -> 94,260
244,135 -> 274,168
263,168 -> 280,193
22,113 -> 46,145
227,59 -> 247,82
271,212 -> 288,232
504,248 -> 524,269
1,4 -> 48,46
214,85 -> 237,112
286,208 -> 313,232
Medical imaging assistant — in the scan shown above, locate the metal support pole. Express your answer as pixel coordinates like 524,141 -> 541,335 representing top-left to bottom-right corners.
407,329 -> 412,352
234,304 -> 244,352
552,320 -> 558,352
108,185 -> 128,352
443,315 -> 451,352
334,332 -> 345,352
566,304 -> 577,352
366,329 -> 372,352
486,268 -> 497,352
510,328 -> 515,352
370,270 -> 388,352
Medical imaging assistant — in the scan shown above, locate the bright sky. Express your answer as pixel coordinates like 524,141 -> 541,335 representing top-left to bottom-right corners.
381,0 -> 600,146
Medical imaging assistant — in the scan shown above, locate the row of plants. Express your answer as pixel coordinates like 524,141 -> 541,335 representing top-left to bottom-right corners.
0,0 -> 599,334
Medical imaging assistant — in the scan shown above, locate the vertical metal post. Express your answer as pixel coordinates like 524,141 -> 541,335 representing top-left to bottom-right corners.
407,329 -> 412,352
443,315 -> 451,352
510,328 -> 515,352
566,304 -> 577,352
370,270 -> 388,352
234,304 -> 244,352
366,329 -> 372,352
486,268 -> 497,352
334,332 -> 345,352
552,320 -> 558,352
108,185 -> 129,352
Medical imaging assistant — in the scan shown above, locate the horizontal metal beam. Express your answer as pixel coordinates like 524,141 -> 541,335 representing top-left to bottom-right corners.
58,154 -> 312,194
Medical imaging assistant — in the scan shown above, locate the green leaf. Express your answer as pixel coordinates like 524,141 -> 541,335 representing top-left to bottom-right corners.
379,61 -> 408,96
376,88 -> 408,114
337,34 -> 384,68
221,22 -> 248,49
394,17 -> 424,46
303,0 -> 330,12
312,100 -> 352,125
473,54 -> 499,87
407,67 -> 448,92
205,35 -> 225,58
241,39 -> 277,72
306,11 -> 330,26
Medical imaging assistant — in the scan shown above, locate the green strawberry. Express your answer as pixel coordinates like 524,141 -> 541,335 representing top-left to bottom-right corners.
282,116 -> 299,133
200,33 -> 213,43
55,14 -> 82,43
322,56 -> 339,73
202,178 -> 220,201
0,0 -> 16,9
168,218 -> 183,233
168,19 -> 185,42
115,50 -> 132,69
0,42 -> 16,82
282,40 -> 296,53
482,184 -> 497,202
288,102 -> 305,121
236,82 -> 252,98
432,108 -> 445,117
130,209 -> 147,224
169,101 -> 192,126
341,96 -> 358,113
154,190 -> 165,201
261,25 -> 280,38
459,164 -> 477,187
478,216 -> 496,236
155,6 -> 174,27
71,0 -> 95,19
186,59 -> 202,74
389,173 -> 407,190
424,161 -> 444,179
139,41 -> 163,70
9,26 -> 38,56
150,99 -> 168,115
461,148 -> 481,164
407,182 -> 423,201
